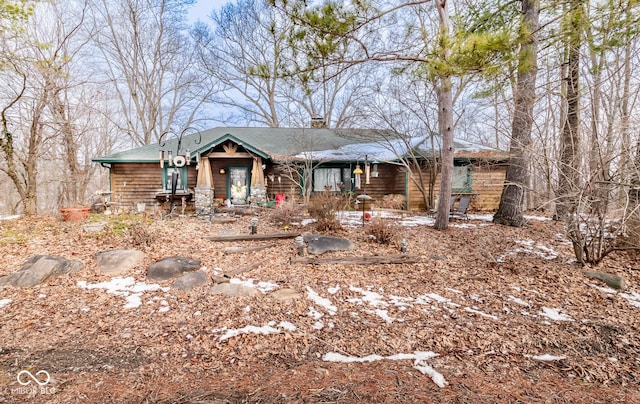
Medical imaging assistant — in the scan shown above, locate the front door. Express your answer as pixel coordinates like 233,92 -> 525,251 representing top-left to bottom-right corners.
228,167 -> 249,204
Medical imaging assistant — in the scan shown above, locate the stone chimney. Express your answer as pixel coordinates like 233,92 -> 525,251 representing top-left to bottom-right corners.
310,116 -> 326,128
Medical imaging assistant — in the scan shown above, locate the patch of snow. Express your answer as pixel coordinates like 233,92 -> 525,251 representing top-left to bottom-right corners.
0,215 -> 21,221
0,299 -> 12,309
78,277 -> 168,308
38,294 -> 47,299
619,290 -> 640,308
539,307 -> 574,322
327,284 -> 341,294
525,354 -> 566,361
592,285 -> 617,294
464,307 -> 498,321
218,324 -> 281,341
306,286 -> 337,315
124,294 -> 143,309
366,309 -> 399,323
158,306 -> 170,313
308,306 -> 324,320
230,278 -> 278,293
349,286 -> 388,308
278,321 -> 297,331
497,239 -> 559,262
312,321 -> 324,330
507,295 -> 530,307
413,360 -> 448,388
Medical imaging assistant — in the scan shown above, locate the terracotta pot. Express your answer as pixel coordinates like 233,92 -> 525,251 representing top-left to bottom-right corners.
60,206 -> 90,221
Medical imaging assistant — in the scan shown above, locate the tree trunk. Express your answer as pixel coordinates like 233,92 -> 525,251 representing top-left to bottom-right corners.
494,0 -> 540,227
433,0 -> 453,231
555,1 -> 582,221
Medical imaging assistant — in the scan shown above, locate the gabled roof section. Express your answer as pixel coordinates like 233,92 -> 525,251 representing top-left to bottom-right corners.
92,127 -> 400,163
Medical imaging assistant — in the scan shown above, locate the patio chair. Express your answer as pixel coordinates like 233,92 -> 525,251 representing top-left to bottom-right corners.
429,196 -> 458,218
450,196 -> 470,220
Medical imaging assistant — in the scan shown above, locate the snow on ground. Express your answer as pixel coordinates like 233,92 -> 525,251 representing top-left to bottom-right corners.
539,307 -> 574,322
525,354 -> 567,361
215,321 -> 297,342
323,351 -> 447,388
0,215 -> 21,221
591,284 -> 640,309
229,278 -> 279,293
0,298 -> 11,309
77,277 -> 169,309
497,239 -> 560,262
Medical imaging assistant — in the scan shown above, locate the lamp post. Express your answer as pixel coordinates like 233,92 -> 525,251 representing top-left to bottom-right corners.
158,127 -> 201,217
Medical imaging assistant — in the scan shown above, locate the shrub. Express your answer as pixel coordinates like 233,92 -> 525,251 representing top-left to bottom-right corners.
267,199 -> 303,227
307,192 -> 342,232
367,217 -> 397,245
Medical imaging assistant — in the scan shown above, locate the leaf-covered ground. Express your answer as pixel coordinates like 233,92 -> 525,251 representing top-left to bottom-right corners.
0,211 -> 639,403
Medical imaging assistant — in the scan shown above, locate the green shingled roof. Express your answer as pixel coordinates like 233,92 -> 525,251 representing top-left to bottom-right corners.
92,127 -> 398,163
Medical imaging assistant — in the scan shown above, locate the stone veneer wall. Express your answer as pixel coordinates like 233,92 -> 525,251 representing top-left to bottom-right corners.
194,187 -> 214,217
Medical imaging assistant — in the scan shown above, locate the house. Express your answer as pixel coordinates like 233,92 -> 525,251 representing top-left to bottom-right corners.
92,127 -> 508,214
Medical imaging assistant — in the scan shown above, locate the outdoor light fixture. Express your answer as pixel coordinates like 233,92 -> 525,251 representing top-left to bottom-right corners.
400,239 -> 408,253
295,235 -> 305,256
219,168 -> 226,175
250,217 -> 258,234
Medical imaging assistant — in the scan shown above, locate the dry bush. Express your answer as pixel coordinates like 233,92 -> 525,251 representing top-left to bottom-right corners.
129,222 -> 153,247
367,217 -> 397,245
307,192 -> 342,232
381,194 -> 406,210
267,201 -> 303,226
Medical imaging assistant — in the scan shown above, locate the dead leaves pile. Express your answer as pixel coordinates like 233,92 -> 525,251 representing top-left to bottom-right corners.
0,213 -> 639,402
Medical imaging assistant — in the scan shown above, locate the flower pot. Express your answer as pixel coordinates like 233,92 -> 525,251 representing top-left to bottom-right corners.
60,206 -> 90,221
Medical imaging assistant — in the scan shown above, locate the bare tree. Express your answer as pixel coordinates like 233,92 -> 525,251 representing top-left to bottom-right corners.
194,0 -> 374,128
493,0 -> 540,227
89,0 -> 210,145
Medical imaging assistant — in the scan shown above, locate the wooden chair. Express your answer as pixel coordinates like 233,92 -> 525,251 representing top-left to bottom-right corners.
450,196 -> 470,220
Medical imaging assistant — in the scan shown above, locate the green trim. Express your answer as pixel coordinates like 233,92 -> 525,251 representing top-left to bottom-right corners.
452,166 -> 472,193
162,166 -> 188,191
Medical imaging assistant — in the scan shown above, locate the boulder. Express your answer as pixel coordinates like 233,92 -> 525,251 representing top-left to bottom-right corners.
0,255 -> 84,287
584,270 -> 627,291
147,257 -> 201,281
172,271 -> 208,291
209,283 -> 259,297
95,249 -> 145,275
304,234 -> 354,255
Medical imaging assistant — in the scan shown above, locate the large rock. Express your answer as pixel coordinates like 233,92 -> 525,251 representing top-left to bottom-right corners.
209,283 -> 259,297
304,234 -> 354,255
95,249 -> 145,275
172,271 -> 208,291
0,255 -> 84,287
147,257 -> 201,281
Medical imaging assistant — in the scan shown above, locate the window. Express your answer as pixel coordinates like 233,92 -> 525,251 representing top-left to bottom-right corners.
313,168 -> 343,192
452,165 -> 472,193
163,167 -> 187,191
